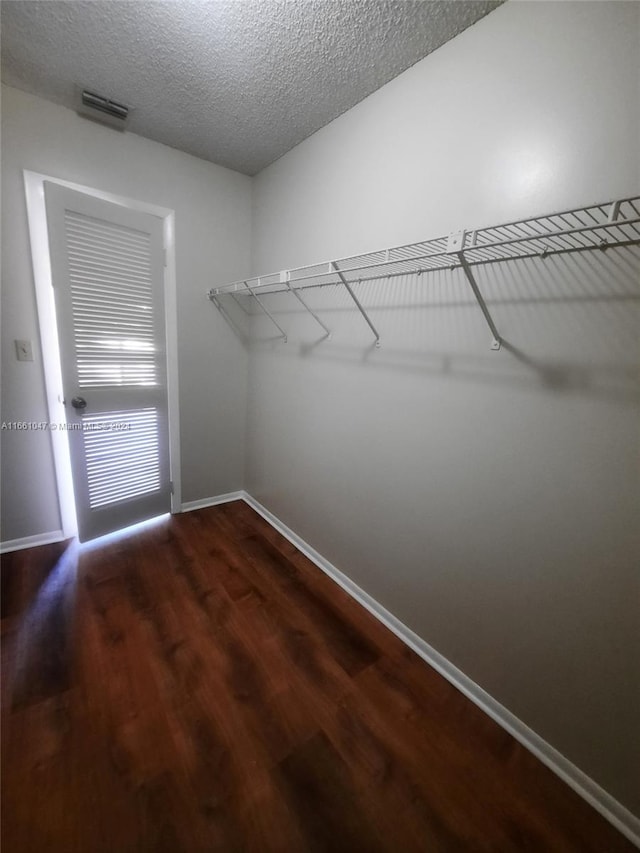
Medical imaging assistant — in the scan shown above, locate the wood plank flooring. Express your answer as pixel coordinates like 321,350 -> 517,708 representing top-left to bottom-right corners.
1,502 -> 635,852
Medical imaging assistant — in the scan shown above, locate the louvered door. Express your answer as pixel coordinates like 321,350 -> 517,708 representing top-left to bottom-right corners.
45,183 -> 170,542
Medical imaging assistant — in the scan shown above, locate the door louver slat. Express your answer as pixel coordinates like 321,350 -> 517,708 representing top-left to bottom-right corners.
64,210 -> 159,388
65,211 -> 152,248
70,277 -> 152,291
83,409 -> 161,508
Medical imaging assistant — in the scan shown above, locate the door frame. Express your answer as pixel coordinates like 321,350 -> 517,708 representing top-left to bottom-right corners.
24,170 -> 181,538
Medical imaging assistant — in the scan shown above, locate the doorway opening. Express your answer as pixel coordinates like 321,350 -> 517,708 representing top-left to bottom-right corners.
24,171 -> 181,541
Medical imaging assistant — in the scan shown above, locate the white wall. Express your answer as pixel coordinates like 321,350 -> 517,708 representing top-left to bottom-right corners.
249,0 -> 640,817
1,85 -> 252,541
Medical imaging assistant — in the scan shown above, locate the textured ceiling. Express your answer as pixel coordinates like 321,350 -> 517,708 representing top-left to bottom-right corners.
1,1 -> 502,175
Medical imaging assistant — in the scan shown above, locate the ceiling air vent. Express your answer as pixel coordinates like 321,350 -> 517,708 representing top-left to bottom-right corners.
77,89 -> 130,130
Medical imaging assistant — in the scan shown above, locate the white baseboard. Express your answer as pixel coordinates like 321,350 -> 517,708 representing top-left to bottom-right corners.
1,493 -> 245,551
0,530 -> 66,554
242,492 -> 640,849
180,491 -> 244,513
0,495 -> 244,550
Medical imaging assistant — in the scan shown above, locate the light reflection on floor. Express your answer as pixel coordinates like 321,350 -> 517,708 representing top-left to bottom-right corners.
7,514 -> 170,707
8,540 -> 79,708
79,513 -> 170,551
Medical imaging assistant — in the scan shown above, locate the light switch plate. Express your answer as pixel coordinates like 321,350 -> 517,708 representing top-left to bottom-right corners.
15,339 -> 33,362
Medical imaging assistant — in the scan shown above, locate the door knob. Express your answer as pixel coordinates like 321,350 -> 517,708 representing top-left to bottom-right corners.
71,396 -> 87,410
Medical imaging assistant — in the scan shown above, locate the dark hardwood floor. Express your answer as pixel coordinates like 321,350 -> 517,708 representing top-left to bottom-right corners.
1,502 -> 635,852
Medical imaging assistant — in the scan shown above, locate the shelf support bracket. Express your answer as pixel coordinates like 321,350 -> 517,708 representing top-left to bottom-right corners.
608,200 -> 621,223
283,274 -> 331,338
208,292 -> 246,343
331,262 -> 381,347
243,280 -> 287,342
230,292 -> 251,315
448,231 -> 501,351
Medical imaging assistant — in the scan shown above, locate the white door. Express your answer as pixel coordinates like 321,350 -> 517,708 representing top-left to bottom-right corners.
45,182 -> 171,542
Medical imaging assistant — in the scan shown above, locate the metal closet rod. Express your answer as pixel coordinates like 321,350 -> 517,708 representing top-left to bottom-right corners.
207,196 -> 640,350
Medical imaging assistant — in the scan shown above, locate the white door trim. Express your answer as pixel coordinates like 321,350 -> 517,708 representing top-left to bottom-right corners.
24,170 -> 181,537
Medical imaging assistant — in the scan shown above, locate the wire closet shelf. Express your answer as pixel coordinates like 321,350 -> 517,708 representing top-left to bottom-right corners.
208,196 -> 640,350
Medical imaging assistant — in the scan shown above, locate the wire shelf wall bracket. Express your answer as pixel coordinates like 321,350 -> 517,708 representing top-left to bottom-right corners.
283,271 -> 332,339
447,229 -> 502,351
245,279 -> 288,342
330,262 -> 381,347
207,196 -> 640,350
209,292 -> 247,342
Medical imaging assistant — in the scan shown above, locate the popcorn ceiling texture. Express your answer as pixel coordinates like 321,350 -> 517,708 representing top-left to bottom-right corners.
1,0 -> 501,175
